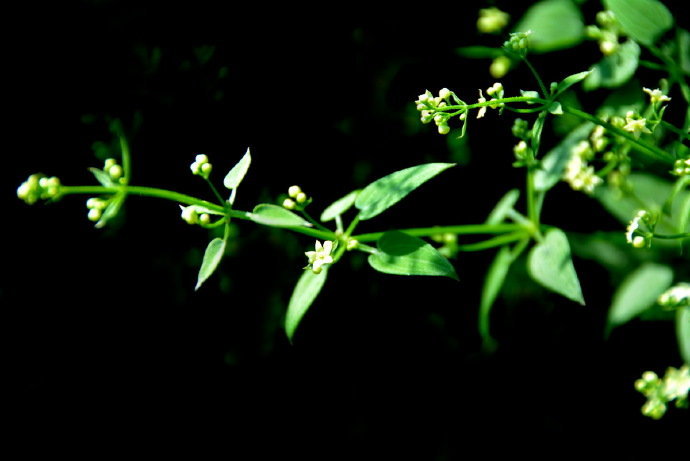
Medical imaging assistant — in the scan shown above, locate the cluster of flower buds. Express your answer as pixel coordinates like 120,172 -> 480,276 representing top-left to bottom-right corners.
103,158 -> 124,182
625,210 -> 653,248
563,139 -> 603,194
282,185 -> 310,210
431,232 -> 458,258
585,10 -> 621,56
672,158 -> 690,177
17,174 -> 61,205
503,30 -> 531,56
477,82 -> 505,119
415,88 -> 454,135
658,283 -> 690,309
635,365 -> 689,420
477,7 -> 510,34
86,197 -> 108,222
190,154 -> 213,180
180,205 -> 212,226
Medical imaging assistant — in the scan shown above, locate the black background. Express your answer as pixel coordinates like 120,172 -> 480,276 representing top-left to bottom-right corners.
4,0 -> 688,457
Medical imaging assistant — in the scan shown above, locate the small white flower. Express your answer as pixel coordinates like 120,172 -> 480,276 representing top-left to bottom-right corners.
625,210 -> 647,246
305,240 -> 334,274
439,88 -> 451,100
623,111 -> 652,137
477,89 -> 487,119
643,87 -> 671,105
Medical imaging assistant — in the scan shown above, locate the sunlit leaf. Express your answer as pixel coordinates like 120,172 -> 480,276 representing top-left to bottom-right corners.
604,0 -> 673,46
485,189 -> 520,224
285,269 -> 328,341
528,228 -> 585,304
223,148 -> 252,190
95,192 -> 126,229
89,168 -> 115,187
479,246 -> 514,350
583,41 -> 640,91
355,163 -> 455,220
320,190 -> 360,222
514,0 -> 584,53
195,237 -> 226,290
250,204 -> 311,228
608,263 -> 673,329
555,70 -> 592,95
368,231 -> 458,280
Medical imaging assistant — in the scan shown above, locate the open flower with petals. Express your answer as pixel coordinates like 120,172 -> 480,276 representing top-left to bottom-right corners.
305,240 -> 334,274
643,87 -> 671,105
623,111 -> 652,137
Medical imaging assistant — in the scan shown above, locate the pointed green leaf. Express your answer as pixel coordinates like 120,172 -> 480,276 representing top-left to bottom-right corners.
195,237 -> 226,290
479,246 -> 514,349
95,192 -> 126,229
355,163 -> 455,220
603,0 -> 673,46
535,122 -> 593,192
368,231 -> 458,280
608,263 -> 673,329
89,167 -> 115,187
223,148 -> 252,190
677,307 -> 690,364
555,70 -> 593,95
528,228 -> 585,304
320,190 -> 360,222
285,269 -> 328,341
548,102 -> 563,115
485,189 -> 520,224
250,204 -> 312,228
583,40 -> 640,91
514,0 -> 584,53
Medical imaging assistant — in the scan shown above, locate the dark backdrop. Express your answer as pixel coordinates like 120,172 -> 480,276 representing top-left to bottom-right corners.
5,1 -> 688,457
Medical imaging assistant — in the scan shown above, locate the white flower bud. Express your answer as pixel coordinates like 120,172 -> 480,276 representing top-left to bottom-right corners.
88,208 -> 102,222
195,154 -> 209,164
199,213 -> 211,225
288,185 -> 302,198
295,192 -> 307,204
108,164 -> 123,180
439,88 -> 450,100
283,198 -> 296,210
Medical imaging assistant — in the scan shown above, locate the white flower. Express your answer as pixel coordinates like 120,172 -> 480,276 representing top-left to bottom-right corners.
305,240 -> 334,274
625,210 -> 647,246
623,111 -> 652,137
658,283 -> 690,308
643,87 -> 671,105
477,89 -> 487,119
190,154 -> 212,179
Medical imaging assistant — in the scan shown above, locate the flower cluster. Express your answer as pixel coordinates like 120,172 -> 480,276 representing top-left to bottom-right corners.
86,197 -> 108,222
625,210 -> 650,248
180,205 -> 212,226
17,174 -> 61,205
282,185 -> 310,210
585,10 -> 621,56
477,7 -> 510,34
635,365 -> 690,420
415,89 -> 454,134
305,240 -> 334,274
477,82 -> 505,119
103,158 -> 124,182
190,154 -> 213,180
563,140 -> 602,194
672,158 -> 690,176
503,30 -> 531,56
658,283 -> 690,309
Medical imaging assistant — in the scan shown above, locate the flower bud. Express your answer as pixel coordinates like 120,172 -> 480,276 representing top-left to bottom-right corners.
283,198 -> 296,210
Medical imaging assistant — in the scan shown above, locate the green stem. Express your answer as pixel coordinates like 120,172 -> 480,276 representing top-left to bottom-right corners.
352,223 -> 521,243
653,232 -> 690,240
119,133 -> 132,184
205,178 -> 227,209
300,209 -> 332,233
523,57 -> 548,97
458,232 -> 528,252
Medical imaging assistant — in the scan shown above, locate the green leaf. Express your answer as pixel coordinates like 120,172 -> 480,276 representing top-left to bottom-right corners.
367,231 -> 458,280
195,237 -> 226,290
320,190 -> 360,222
355,163 -> 455,220
595,173 -> 690,235
456,46 -> 505,59
479,246 -> 514,349
89,167 -> 115,187
223,148 -> 252,190
679,29 -> 690,75
583,41 -> 640,91
514,0 -> 584,53
548,102 -> 563,115
485,189 -> 520,225
608,263 -> 673,329
603,0 -> 673,46
528,228 -> 585,304
535,122 -> 593,192
677,307 -> 690,364
250,204 -> 311,228
555,70 -> 592,95
285,269 -> 328,341
95,192 -> 126,229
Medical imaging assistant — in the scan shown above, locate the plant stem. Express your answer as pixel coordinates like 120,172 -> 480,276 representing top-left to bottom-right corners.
458,232 -> 528,252
352,223 -> 521,243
